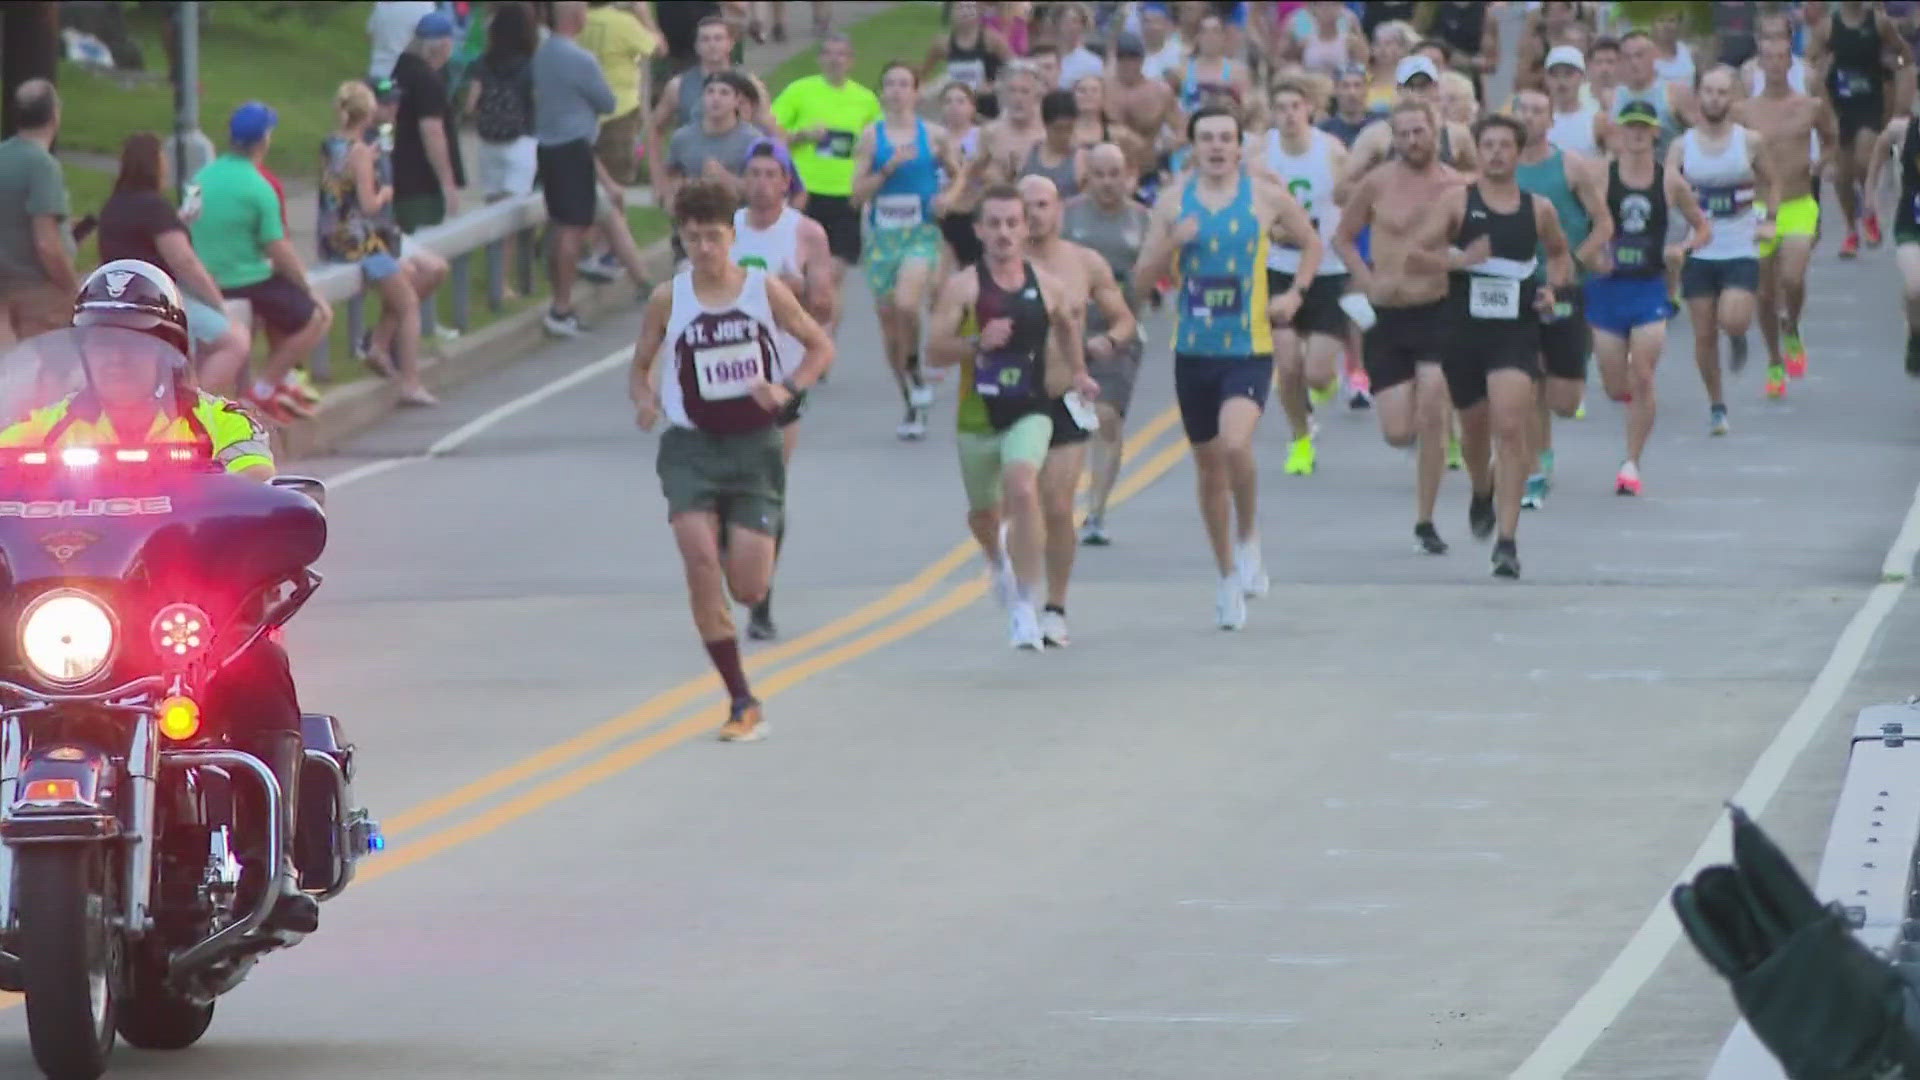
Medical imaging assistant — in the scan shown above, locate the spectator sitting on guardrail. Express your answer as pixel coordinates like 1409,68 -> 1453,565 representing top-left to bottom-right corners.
534,0 -> 651,338
322,80 -> 439,408
189,102 -> 334,424
363,76 -> 453,348
464,1 -> 540,301
97,133 -> 253,396
0,80 -> 79,345
393,11 -> 469,234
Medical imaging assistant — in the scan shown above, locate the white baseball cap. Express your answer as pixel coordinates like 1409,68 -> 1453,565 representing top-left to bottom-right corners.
1545,45 -> 1586,72
1395,55 -> 1439,86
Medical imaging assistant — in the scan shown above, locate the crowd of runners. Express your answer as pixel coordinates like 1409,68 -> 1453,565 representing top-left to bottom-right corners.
628,0 -> 1920,742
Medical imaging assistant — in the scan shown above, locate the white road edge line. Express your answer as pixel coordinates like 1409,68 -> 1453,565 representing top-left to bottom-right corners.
319,346 -> 630,492
1510,489 -> 1920,1079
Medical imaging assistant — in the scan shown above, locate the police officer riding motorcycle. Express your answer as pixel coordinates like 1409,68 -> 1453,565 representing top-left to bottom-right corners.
0,260 -> 378,1079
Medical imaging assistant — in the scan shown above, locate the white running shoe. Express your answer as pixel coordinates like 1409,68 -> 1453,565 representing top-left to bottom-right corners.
991,563 -> 1017,610
1216,575 -> 1247,630
908,383 -> 935,409
1236,539 -> 1270,598
1039,609 -> 1071,647
896,409 -> 928,440
1009,602 -> 1044,650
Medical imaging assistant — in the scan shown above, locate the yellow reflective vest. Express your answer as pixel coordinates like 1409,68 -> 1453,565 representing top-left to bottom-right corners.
0,391 -> 274,475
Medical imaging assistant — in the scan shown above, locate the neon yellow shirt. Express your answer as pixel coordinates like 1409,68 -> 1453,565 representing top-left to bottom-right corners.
771,75 -> 882,197
0,391 -> 274,475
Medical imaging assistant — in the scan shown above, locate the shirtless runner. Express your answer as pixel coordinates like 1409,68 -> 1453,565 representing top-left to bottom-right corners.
1735,35 -> 1838,398
1340,56 -> 1479,190
1017,173 -> 1136,647
1107,32 -> 1179,196
1333,98 -> 1468,555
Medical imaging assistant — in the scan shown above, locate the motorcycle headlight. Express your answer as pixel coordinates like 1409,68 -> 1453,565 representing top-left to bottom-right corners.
18,590 -> 117,687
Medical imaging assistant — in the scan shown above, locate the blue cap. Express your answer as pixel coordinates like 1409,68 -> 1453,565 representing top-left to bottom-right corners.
746,136 -> 806,198
415,10 -> 455,39
229,101 -> 277,146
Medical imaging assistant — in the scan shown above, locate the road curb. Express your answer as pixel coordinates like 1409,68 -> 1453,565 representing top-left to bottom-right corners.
274,238 -> 672,461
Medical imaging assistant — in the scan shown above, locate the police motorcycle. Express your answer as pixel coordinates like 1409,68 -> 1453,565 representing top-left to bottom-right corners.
0,317 -> 380,1077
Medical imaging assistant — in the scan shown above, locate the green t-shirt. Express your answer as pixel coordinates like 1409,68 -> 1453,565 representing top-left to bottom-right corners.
771,75 -> 881,197
189,153 -> 284,290
0,135 -> 71,287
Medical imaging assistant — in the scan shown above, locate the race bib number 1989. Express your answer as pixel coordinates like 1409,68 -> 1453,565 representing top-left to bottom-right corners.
694,341 -> 764,401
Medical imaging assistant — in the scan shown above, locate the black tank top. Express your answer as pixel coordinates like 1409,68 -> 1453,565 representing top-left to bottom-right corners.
1432,2 -> 1486,58
1714,2 -> 1758,67
946,28 -> 1001,91
973,261 -> 1050,431
1607,160 -> 1668,279
1900,120 -> 1920,233
1828,9 -> 1886,102
1451,185 -> 1539,325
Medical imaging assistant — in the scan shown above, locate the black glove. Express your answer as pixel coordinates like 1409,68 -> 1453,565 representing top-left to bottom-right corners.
1672,805 -> 1920,1080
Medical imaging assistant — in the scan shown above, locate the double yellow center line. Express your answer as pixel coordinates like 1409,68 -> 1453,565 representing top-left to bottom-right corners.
357,403 -> 1195,883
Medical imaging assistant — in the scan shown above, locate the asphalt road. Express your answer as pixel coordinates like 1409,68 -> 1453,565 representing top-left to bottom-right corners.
0,208 -> 1906,1078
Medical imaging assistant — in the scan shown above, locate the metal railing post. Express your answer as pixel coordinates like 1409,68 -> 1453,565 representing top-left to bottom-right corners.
451,253 -> 471,332
485,239 -> 505,312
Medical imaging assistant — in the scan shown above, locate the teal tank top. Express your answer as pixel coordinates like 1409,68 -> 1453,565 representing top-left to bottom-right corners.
1174,172 -> 1273,358
1515,149 -> 1590,282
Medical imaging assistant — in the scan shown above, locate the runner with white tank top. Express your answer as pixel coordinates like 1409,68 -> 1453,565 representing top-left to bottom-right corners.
1261,82 -> 1351,478
1674,67 -> 1761,438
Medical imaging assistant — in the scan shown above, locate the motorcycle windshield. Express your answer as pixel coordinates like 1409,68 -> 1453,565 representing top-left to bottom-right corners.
0,328 -> 326,617
0,324 -> 192,430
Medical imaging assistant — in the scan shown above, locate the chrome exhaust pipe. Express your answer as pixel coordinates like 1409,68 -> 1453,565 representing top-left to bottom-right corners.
163,750 -> 281,977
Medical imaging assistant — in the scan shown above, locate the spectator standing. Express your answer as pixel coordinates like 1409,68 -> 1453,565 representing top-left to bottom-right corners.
319,80 -> 438,407
772,33 -> 882,330
392,11 -> 468,233
580,2 -> 654,186
369,0 -> 438,78
577,1 -> 658,280
189,103 -> 333,423
533,0 -> 649,337
97,132 -> 252,394
0,79 -> 77,344
466,1 -> 539,293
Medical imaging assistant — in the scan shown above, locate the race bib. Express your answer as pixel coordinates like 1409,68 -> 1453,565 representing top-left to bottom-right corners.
1836,69 -> 1873,99
974,348 -> 1035,398
1695,183 -> 1749,220
1612,235 -> 1657,271
1468,275 -> 1520,320
874,193 -> 923,229
948,58 -> 988,88
693,341 -> 765,401
1183,276 -> 1244,319
736,254 -> 769,270
819,129 -> 857,158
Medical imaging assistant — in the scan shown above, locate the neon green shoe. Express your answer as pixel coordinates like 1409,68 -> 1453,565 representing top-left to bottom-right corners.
1308,382 -> 1336,408
1446,432 -> 1464,471
1573,398 -> 1586,420
1285,435 -> 1316,475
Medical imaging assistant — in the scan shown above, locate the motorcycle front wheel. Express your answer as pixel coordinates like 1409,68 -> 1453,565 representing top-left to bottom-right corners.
17,846 -> 119,1080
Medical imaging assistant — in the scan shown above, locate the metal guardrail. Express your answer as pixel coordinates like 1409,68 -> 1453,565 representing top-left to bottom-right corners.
301,192 -> 551,380
1703,700 -> 1920,1078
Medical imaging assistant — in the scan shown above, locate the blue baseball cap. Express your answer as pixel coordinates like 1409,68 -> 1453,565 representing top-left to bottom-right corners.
415,10 -> 456,39
746,137 -> 806,198
229,101 -> 277,146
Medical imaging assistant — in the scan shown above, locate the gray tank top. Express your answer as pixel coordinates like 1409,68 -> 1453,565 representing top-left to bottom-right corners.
1021,143 -> 1080,199
677,66 -> 723,128
1060,196 -> 1148,341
